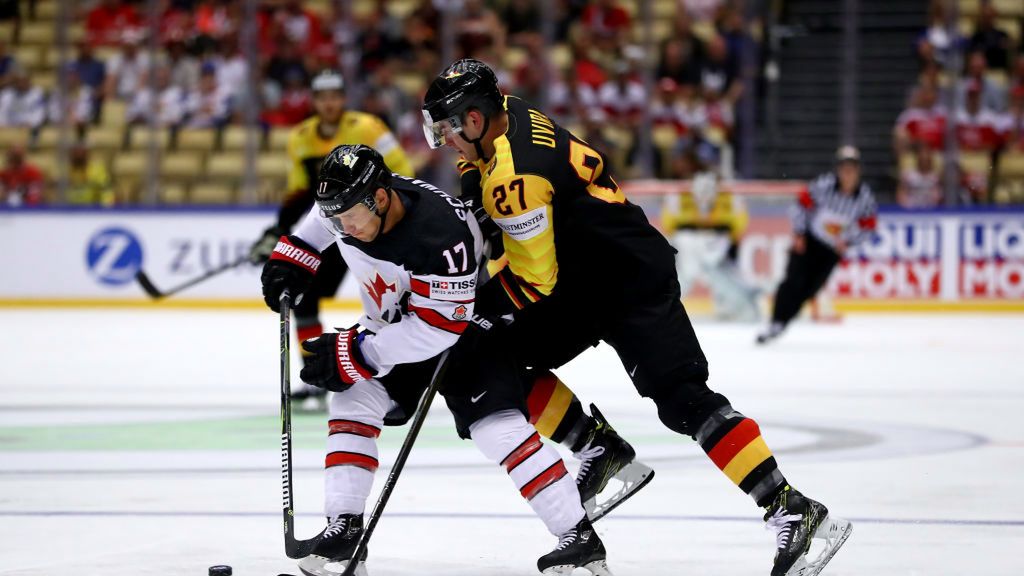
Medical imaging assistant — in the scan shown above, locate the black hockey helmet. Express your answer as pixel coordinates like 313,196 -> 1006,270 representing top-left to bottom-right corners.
316,144 -> 392,218
421,59 -> 503,149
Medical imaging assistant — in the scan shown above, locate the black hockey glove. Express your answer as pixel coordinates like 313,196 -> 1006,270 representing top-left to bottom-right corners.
464,198 -> 504,260
249,224 -> 287,263
300,328 -> 374,392
260,235 -> 321,312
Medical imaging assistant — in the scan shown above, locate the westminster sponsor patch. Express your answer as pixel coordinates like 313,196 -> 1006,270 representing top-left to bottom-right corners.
494,206 -> 548,242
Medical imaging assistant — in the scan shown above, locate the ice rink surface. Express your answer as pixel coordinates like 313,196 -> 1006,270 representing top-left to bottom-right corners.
1,308 -> 1022,576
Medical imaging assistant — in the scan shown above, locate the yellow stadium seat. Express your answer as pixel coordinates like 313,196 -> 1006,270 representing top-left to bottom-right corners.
206,153 -> 246,180
385,0 -> 418,18
351,0 -> 375,19
267,127 -> 290,152
549,44 -> 573,71
305,0 -> 331,18
130,128 -> 171,150
85,126 -> 124,151
34,1 -> 58,20
25,152 -> 57,180
190,183 -> 236,204
14,46 -> 42,71
112,151 -> 148,180
1000,151 -> 1024,177
0,127 -> 30,148
67,25 -> 85,44
0,22 -> 14,43
960,151 -> 993,175
175,129 -> 217,152
220,125 -> 261,151
19,22 -> 54,45
394,72 -> 426,98
159,183 -> 188,204
652,125 -> 679,151
159,152 -> 204,179
101,100 -> 128,127
503,47 -> 528,71
30,72 -> 55,90
33,126 -> 60,149
256,153 -> 290,180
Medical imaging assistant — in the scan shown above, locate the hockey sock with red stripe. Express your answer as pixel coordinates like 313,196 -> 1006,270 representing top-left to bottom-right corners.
470,409 -> 585,536
696,406 -> 787,507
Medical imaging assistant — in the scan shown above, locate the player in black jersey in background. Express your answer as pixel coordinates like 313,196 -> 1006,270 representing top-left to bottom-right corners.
422,59 -> 852,576
261,145 -> 611,576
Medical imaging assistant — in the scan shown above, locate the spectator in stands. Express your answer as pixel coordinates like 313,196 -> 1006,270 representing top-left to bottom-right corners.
211,34 -> 249,102
569,35 -> 607,89
656,13 -> 703,87
598,59 -> 645,129
455,0 -> 506,60
1010,55 -> 1024,98
580,0 -> 632,53
958,50 -> 1007,112
48,68 -> 95,133
683,0 -> 724,23
548,66 -> 600,125
0,41 -> 15,89
262,68 -> 311,126
956,80 -> 1007,152
195,0 -> 237,44
917,0 -> 960,68
86,0 -> 142,46
166,39 -> 200,93
503,0 -> 542,49
0,145 -> 44,207
897,144 -> 943,209
364,61 -> 412,130
702,84 -> 735,142
104,30 -> 150,101
70,41 -> 107,94
1005,86 -> 1024,150
968,2 -> 1014,71
183,63 -> 231,128
698,34 -> 742,105
357,2 -> 413,76
66,143 -> 115,206
894,82 -> 947,155
159,0 -> 194,45
127,66 -> 186,127
0,71 -> 45,130
265,39 -> 309,96
273,0 -> 324,53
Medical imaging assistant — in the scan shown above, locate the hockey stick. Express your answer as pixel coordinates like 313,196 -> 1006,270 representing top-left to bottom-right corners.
339,349 -> 452,576
280,289 -> 327,559
135,255 -> 250,300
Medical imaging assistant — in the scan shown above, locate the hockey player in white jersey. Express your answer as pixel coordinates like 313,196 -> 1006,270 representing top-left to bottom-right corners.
260,145 -> 611,576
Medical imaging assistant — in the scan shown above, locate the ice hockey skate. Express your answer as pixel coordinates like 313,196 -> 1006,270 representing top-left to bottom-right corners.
763,486 -> 852,576
297,514 -> 368,576
756,322 -> 785,345
573,404 -> 655,522
537,518 -> 612,575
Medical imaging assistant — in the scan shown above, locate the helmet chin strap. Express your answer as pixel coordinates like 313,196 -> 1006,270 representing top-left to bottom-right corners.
458,115 -> 491,161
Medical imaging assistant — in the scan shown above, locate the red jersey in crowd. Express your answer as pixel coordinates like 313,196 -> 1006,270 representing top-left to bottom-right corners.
955,107 -> 1008,151
896,105 -> 947,150
86,2 -> 142,45
1,163 -> 44,206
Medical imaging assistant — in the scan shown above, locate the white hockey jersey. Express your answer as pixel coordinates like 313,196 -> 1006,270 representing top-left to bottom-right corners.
294,176 -> 483,377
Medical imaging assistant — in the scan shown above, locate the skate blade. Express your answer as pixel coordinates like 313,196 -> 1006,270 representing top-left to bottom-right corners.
541,559 -> 614,576
784,515 -> 852,576
298,555 -> 368,576
585,461 -> 655,522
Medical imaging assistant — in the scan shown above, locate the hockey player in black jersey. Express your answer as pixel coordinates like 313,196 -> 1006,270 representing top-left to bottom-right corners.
260,145 -> 610,576
423,59 -> 852,576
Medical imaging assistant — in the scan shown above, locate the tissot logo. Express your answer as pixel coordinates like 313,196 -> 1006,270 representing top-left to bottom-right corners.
85,227 -> 144,286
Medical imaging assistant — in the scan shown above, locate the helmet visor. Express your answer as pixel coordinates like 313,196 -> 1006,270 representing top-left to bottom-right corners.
322,201 -> 377,238
421,109 -> 463,149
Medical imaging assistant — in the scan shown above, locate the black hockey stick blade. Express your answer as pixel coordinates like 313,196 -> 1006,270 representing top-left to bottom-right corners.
280,289 -> 327,559
340,350 -> 451,576
135,256 -> 249,300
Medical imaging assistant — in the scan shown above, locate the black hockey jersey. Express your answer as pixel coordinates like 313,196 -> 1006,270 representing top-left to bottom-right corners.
294,176 -> 483,377
459,96 -> 677,306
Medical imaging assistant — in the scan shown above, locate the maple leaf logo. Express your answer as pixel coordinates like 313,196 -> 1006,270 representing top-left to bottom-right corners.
364,272 -> 396,310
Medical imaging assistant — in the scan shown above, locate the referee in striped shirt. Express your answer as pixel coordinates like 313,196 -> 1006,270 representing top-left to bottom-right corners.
757,145 -> 878,344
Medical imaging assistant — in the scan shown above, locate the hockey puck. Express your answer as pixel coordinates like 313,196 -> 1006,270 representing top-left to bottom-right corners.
208,566 -> 232,576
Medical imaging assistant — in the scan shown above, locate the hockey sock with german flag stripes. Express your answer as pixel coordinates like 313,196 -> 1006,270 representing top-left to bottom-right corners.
526,371 -> 592,449
470,409 -> 585,536
695,406 -> 787,507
